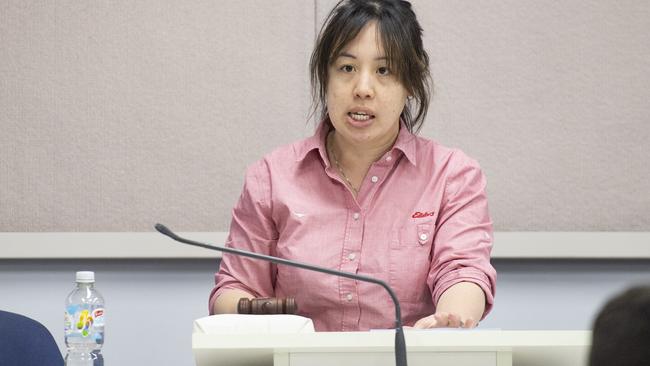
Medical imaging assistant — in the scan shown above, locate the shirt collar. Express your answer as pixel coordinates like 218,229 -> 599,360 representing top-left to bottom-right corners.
392,120 -> 417,166
294,119 -> 417,167
294,119 -> 332,166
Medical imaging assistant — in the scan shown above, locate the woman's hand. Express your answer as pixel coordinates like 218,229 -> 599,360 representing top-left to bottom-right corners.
412,312 -> 478,329
409,281 -> 486,329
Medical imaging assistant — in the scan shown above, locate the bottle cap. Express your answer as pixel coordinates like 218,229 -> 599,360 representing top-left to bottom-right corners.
76,271 -> 95,283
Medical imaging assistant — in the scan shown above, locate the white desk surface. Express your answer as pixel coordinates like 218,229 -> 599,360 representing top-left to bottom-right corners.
193,330 -> 591,366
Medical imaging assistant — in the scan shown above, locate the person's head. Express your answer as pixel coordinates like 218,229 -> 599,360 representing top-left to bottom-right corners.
589,285 -> 650,366
310,0 -> 431,146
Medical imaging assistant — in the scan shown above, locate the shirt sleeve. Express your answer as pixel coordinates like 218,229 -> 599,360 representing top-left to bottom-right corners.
427,150 -> 497,319
208,159 -> 278,314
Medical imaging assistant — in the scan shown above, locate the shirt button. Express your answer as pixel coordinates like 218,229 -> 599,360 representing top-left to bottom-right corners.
352,212 -> 360,220
386,155 -> 392,162
419,233 -> 428,241
371,176 -> 379,183
346,293 -> 353,301
348,253 -> 356,261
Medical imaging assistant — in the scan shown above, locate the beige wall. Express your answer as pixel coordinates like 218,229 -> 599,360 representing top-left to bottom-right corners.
2,0 -> 649,232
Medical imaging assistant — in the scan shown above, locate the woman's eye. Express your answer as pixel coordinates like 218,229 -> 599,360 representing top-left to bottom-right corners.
340,65 -> 354,73
377,67 -> 390,76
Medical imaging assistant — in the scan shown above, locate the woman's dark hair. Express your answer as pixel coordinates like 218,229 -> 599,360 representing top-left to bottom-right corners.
310,0 -> 431,133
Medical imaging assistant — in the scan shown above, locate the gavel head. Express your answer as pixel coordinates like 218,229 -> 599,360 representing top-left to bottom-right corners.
237,297 -> 298,315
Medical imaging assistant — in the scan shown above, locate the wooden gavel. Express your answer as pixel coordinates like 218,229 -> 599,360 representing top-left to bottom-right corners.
237,297 -> 297,315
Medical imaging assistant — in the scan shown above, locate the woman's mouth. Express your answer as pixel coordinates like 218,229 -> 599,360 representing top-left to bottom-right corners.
346,111 -> 375,128
348,112 -> 374,121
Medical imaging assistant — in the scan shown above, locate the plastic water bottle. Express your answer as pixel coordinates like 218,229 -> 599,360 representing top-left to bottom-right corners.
64,271 -> 105,366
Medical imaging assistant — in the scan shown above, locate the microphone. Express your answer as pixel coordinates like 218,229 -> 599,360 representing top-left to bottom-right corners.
155,223 -> 408,366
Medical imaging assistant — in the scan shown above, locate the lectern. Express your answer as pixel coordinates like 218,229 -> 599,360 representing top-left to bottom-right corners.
192,315 -> 591,366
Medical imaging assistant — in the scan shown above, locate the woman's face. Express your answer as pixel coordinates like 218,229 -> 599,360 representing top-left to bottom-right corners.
326,21 -> 409,149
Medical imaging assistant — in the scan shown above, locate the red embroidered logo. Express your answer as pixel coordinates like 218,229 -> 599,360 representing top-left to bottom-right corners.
411,211 -> 435,218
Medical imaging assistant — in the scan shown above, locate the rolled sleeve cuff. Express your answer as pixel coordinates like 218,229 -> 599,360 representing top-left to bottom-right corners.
208,275 -> 263,315
432,268 -> 495,320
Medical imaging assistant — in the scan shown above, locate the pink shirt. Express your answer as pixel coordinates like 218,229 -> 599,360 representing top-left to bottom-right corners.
210,121 -> 496,331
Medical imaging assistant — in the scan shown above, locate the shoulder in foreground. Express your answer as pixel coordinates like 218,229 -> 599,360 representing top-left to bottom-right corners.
415,135 -> 482,170
246,136 -> 317,172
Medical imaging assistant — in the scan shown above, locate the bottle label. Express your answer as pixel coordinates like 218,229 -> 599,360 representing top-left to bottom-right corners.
64,311 -> 73,331
93,308 -> 105,327
65,305 -> 105,341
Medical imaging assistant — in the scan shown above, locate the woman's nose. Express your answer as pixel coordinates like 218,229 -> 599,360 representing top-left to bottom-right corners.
353,72 -> 375,99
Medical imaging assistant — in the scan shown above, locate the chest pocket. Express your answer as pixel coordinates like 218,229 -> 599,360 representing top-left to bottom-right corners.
389,220 -> 434,302
393,220 -> 434,247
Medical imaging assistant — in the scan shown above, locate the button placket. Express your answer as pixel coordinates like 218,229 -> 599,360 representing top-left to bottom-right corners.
341,202 -> 362,328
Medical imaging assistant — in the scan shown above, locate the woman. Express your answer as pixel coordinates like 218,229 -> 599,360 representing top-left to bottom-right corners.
210,0 -> 496,331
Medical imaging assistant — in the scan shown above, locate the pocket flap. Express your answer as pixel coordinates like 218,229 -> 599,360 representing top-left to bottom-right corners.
416,223 -> 432,245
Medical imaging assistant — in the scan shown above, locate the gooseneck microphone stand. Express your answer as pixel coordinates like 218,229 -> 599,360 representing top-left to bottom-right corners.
155,223 -> 407,366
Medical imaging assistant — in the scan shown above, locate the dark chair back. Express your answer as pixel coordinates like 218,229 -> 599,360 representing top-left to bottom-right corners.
0,310 -> 64,366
